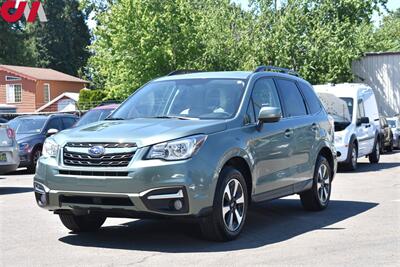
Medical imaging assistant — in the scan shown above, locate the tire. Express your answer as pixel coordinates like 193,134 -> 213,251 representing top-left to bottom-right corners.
59,214 -> 106,232
369,138 -> 380,163
342,142 -> 357,171
387,138 -> 393,152
300,155 -> 332,211
199,167 -> 248,241
27,147 -> 42,173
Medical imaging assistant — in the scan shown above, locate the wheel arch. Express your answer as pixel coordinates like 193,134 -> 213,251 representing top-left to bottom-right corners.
223,156 -> 252,202
317,146 -> 335,180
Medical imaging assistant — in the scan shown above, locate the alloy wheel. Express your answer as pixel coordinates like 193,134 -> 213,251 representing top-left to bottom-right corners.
317,163 -> 331,204
222,179 -> 245,232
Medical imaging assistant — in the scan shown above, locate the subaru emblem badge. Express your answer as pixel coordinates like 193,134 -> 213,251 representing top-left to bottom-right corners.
88,146 -> 105,157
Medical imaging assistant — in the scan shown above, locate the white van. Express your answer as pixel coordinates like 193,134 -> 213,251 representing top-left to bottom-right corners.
314,83 -> 381,170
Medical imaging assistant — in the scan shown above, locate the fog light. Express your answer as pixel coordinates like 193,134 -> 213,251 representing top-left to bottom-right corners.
40,193 -> 47,206
173,199 -> 183,211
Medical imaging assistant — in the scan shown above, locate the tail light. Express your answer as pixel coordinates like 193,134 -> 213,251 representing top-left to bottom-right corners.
6,127 -> 15,139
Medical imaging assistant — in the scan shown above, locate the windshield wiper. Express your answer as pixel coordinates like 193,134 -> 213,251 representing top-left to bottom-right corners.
152,116 -> 198,120
105,117 -> 125,121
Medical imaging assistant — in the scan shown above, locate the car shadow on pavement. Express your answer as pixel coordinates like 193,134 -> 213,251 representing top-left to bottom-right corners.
59,199 -> 378,252
353,162 -> 400,173
6,169 -> 32,176
0,187 -> 33,195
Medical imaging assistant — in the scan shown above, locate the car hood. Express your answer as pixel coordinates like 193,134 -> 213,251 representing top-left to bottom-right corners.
16,133 -> 44,144
54,118 -> 227,147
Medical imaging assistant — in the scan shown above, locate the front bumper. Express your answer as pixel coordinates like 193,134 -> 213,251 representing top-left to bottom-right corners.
334,143 -> 349,163
33,148 -> 216,217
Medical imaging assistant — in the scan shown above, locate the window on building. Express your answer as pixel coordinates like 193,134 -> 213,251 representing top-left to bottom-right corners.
43,84 -> 50,103
6,84 -> 22,103
5,76 -> 21,81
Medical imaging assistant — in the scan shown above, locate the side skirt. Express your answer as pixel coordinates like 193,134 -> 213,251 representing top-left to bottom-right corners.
252,179 -> 313,203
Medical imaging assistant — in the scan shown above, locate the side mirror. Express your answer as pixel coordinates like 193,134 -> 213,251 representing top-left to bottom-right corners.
46,128 -> 58,137
257,107 -> 281,130
357,117 -> 369,126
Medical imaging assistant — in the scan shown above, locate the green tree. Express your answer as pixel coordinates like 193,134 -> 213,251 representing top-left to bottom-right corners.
0,1 -> 36,65
89,0 -> 253,99
89,0 -> 389,97
372,9 -> 400,51
27,0 -> 91,76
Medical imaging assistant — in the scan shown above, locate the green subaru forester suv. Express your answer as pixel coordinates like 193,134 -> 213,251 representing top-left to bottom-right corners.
34,66 -> 337,241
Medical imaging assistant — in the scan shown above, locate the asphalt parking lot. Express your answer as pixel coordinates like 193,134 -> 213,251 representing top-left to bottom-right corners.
1,152 -> 399,267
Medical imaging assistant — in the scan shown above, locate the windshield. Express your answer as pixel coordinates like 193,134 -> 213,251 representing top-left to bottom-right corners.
387,119 -> 397,128
339,97 -> 354,121
8,117 -> 47,134
110,79 -> 246,120
75,109 -> 114,127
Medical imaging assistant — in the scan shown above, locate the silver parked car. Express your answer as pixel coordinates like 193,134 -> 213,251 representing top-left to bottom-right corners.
0,123 -> 20,174
387,117 -> 400,149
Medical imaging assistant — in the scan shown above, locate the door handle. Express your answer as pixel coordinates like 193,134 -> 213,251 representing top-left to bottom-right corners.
311,123 -> 319,131
284,129 -> 294,137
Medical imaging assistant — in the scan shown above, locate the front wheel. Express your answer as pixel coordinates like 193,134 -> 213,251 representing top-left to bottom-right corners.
342,142 -> 357,171
199,167 -> 248,241
300,155 -> 332,211
369,138 -> 380,163
59,214 -> 106,232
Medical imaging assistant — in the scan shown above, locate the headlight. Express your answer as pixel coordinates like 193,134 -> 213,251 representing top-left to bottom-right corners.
42,138 -> 59,158
19,143 -> 30,152
146,135 -> 207,161
334,135 -> 343,144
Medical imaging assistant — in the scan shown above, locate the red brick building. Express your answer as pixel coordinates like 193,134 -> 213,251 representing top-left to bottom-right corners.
0,65 -> 87,113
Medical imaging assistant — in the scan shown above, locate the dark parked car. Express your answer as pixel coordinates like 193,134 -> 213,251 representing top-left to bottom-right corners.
8,114 -> 78,172
379,116 -> 394,152
74,104 -> 119,127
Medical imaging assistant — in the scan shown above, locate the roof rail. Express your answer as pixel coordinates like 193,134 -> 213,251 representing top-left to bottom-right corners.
254,65 -> 299,77
167,70 -> 202,76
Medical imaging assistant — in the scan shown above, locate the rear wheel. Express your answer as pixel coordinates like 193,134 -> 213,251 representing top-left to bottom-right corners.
300,155 -> 332,211
199,167 -> 248,241
59,214 -> 106,232
369,138 -> 380,163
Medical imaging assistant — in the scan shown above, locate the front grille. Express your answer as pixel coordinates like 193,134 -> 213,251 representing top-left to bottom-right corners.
59,195 -> 134,206
59,170 -> 129,177
63,142 -> 136,167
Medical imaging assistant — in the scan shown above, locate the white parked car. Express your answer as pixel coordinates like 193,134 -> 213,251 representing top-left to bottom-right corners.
0,123 -> 20,174
314,83 -> 381,170
387,117 -> 400,149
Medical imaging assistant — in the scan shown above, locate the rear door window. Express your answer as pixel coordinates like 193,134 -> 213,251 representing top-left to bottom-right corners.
298,82 -> 322,114
275,79 -> 307,117
62,117 -> 77,129
46,118 -> 63,131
